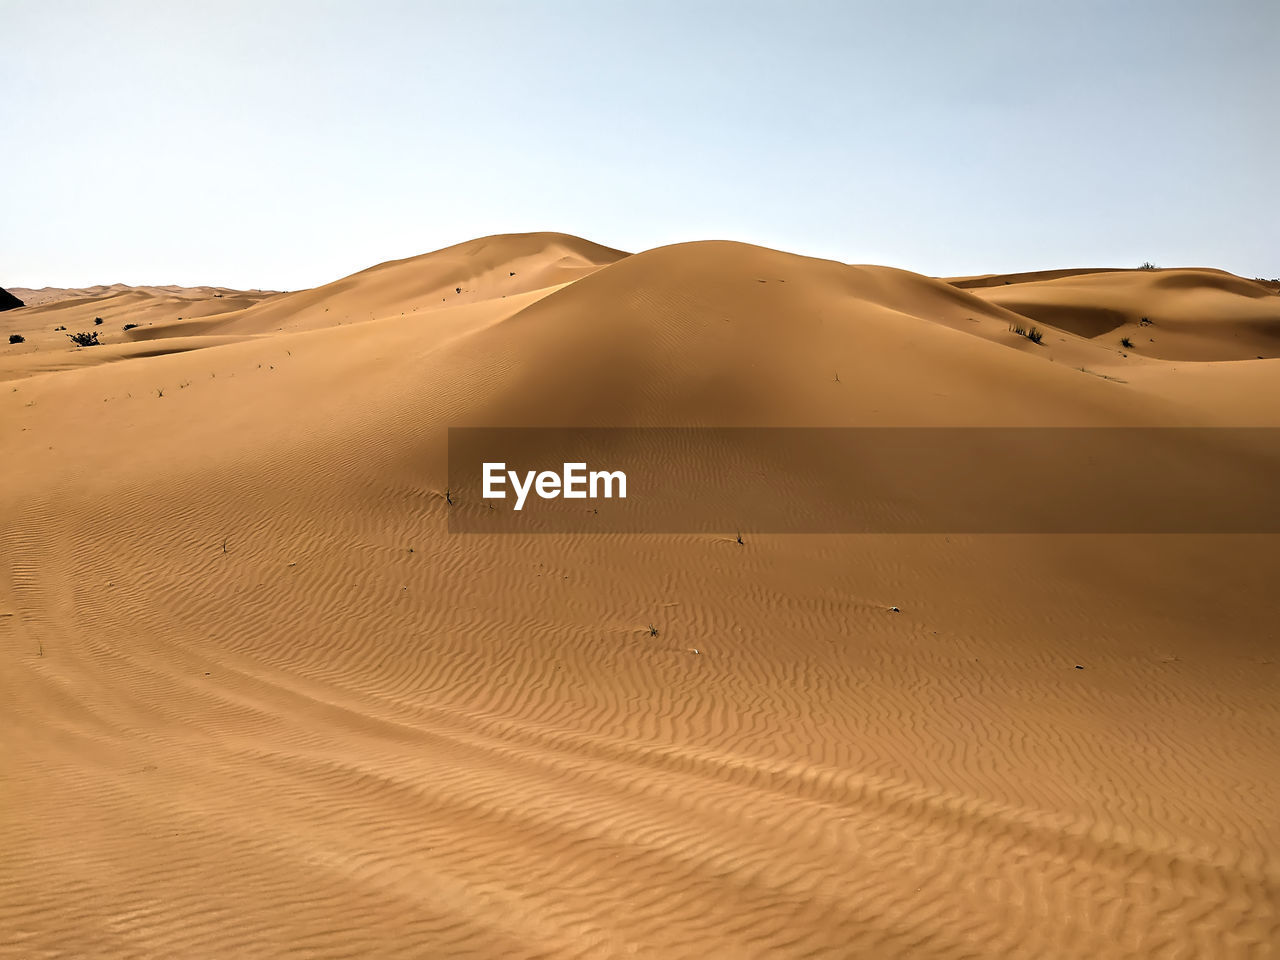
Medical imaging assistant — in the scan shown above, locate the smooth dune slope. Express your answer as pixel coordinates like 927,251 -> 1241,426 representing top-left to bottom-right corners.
155,231 -> 630,339
972,268 -> 1280,360
423,241 -> 1169,428
2,236 -> 1278,959
947,268 -> 1126,289
0,233 -> 627,382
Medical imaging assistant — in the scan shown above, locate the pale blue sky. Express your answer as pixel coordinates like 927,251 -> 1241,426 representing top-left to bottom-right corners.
3,0 -> 1276,289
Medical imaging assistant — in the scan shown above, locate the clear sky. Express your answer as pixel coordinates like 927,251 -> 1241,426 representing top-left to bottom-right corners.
3,0 -> 1276,290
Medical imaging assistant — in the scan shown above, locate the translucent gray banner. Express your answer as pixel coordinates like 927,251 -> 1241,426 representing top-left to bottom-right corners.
447,428 -> 1280,533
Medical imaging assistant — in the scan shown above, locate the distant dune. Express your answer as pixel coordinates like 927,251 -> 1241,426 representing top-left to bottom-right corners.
6,282 -> 280,309
2,234 -> 1277,958
970,268 -> 1280,361
946,267 -> 1125,289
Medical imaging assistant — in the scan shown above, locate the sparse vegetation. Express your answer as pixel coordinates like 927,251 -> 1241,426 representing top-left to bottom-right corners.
1139,317 -> 1152,326
8,334 -> 24,344
67,331 -> 101,347
123,323 -> 138,331
647,623 -> 659,637
1010,322 -> 1043,344
94,317 -> 104,325
1121,336 -> 1133,348
1138,261 -> 1159,271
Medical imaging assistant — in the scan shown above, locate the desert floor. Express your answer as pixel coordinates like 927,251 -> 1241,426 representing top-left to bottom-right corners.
2,234 -> 1277,958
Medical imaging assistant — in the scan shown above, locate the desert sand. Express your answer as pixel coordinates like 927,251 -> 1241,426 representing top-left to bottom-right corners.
2,234 -> 1277,958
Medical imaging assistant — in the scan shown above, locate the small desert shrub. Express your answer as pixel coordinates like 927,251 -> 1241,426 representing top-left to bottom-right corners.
9,334 -> 24,344
94,317 -> 104,325
68,331 -> 101,347
1138,261 -> 1158,270
1121,336 -> 1133,348
647,623 -> 659,637
1010,322 -> 1043,344
123,323 -> 138,331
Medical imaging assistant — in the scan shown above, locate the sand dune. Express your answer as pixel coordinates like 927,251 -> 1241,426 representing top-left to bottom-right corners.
160,231 -> 628,339
972,268 -> 1280,361
0,286 -> 278,381
2,234 -> 1277,958
6,283 -> 275,309
947,267 -> 1127,289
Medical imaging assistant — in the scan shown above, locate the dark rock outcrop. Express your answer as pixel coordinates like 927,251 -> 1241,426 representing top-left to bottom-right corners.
0,287 -> 23,311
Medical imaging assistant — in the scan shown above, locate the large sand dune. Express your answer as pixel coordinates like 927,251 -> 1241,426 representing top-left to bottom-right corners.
2,234 -> 1277,958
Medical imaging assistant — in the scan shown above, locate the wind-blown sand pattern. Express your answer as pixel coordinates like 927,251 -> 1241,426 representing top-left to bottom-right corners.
2,233 -> 1278,958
